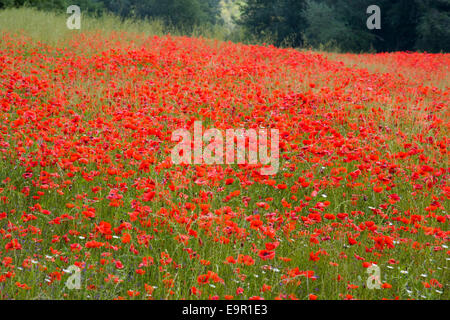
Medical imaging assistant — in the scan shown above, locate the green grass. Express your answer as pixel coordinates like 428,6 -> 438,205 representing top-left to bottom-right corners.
0,7 -> 230,45
0,7 -> 272,48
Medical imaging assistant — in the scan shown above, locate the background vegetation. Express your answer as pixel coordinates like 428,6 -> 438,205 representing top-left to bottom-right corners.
0,0 -> 449,53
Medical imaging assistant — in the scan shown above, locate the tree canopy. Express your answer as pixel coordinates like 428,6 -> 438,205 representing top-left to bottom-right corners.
239,0 -> 449,52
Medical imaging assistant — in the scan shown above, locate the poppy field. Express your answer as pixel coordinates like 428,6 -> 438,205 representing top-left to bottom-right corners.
0,26 -> 449,300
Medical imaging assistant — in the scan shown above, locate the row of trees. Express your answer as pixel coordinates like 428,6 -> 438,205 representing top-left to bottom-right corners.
100,0 -> 222,27
241,0 -> 450,52
0,0 -> 448,52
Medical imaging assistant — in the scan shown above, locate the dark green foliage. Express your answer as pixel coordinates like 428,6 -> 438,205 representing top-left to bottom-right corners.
303,0 -> 376,52
98,0 -> 221,29
415,0 -> 450,52
305,0 -> 450,52
98,0 -> 132,18
132,0 -> 207,29
238,0 -> 308,47
0,0 -> 104,14
0,0 -> 66,10
302,0 -> 348,50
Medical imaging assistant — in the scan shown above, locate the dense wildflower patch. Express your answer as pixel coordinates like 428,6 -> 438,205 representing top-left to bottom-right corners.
0,31 -> 448,300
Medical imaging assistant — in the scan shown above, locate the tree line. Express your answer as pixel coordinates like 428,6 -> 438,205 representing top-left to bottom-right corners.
242,0 -> 449,53
0,0 -> 448,53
